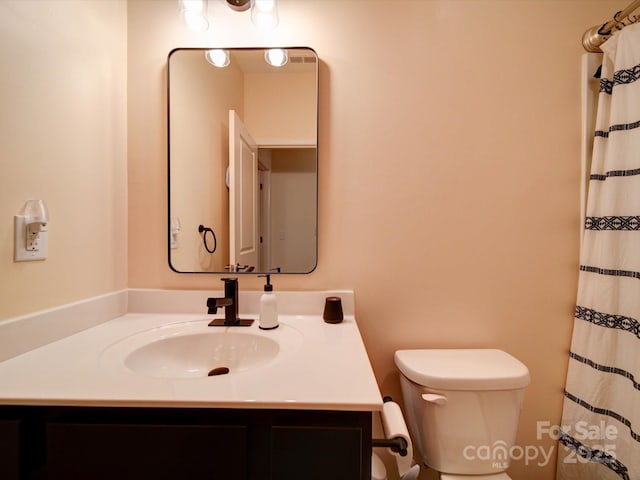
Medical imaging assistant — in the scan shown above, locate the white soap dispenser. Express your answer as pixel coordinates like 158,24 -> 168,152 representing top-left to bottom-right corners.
259,274 -> 279,330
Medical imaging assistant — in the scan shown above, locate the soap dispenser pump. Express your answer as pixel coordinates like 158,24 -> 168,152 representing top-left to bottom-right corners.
258,274 -> 278,330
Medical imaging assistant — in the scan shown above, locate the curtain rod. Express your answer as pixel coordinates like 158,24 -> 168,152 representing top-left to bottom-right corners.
583,0 -> 640,52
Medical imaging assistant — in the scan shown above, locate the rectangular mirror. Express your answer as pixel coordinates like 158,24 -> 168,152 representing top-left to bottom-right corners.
168,47 -> 318,274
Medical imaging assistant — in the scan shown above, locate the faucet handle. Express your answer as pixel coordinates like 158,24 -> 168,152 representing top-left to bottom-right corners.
206,297 -> 232,314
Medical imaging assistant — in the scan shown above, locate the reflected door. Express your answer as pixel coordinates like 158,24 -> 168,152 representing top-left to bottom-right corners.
229,110 -> 259,271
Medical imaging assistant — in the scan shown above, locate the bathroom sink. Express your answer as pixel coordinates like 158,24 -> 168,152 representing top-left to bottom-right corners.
100,320 -> 303,379
126,332 -> 280,378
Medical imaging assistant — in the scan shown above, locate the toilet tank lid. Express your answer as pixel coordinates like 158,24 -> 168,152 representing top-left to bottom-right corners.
394,349 -> 530,391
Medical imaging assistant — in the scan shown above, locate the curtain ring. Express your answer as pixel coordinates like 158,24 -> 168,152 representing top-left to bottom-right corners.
598,22 -> 613,36
198,224 -> 217,254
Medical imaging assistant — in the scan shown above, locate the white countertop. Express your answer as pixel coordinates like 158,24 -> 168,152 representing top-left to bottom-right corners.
0,290 -> 383,411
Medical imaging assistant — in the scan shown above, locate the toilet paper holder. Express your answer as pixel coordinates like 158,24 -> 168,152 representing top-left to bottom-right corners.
371,437 -> 408,456
371,396 -> 408,456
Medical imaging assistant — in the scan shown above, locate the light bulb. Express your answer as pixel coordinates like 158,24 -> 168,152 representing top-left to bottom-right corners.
251,0 -> 278,30
264,48 -> 288,67
205,49 -> 230,68
183,11 -> 209,31
181,0 -> 205,13
180,0 -> 209,32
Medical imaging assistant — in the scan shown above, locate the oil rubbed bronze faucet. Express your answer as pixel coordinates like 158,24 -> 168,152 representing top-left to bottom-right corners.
206,278 -> 254,327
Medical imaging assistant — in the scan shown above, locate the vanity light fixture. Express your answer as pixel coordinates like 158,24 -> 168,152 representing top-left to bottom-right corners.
264,48 -> 288,67
205,49 -> 230,67
179,0 -> 279,32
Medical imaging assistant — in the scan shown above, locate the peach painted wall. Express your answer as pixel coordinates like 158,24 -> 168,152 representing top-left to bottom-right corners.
245,69 -> 317,145
0,0 -> 127,320
128,1 -> 623,478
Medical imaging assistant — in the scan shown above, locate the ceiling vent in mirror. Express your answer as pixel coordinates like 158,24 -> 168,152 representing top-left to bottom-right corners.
290,56 -> 317,64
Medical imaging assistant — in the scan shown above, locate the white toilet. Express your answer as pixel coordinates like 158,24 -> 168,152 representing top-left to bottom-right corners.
394,349 -> 530,480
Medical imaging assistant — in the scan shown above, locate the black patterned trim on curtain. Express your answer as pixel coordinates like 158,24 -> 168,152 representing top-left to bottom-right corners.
600,63 -> 640,93
558,430 -> 630,480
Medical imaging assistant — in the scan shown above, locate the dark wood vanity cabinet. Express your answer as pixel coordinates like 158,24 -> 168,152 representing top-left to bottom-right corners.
0,419 -> 20,480
0,406 -> 371,480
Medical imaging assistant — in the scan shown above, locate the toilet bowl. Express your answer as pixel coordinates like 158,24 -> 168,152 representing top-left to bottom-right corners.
394,349 -> 530,479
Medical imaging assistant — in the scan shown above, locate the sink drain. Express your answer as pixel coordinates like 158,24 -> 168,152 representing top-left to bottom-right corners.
208,367 -> 230,376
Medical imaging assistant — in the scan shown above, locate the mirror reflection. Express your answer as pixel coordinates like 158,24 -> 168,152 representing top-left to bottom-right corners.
168,47 -> 318,274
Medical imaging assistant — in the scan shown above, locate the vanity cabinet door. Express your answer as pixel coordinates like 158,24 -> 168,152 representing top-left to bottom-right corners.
268,411 -> 372,480
0,420 -> 20,480
271,425 -> 364,480
46,423 -> 247,480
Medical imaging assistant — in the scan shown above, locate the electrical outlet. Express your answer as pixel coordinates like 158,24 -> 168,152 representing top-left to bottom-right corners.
14,215 -> 48,262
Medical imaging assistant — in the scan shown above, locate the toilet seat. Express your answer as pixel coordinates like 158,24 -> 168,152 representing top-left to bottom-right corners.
440,473 -> 512,480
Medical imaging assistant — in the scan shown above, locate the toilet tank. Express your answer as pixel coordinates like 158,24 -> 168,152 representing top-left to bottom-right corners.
394,349 -> 530,475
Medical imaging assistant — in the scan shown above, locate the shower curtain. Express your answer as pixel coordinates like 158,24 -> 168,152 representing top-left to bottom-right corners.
557,23 -> 640,480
